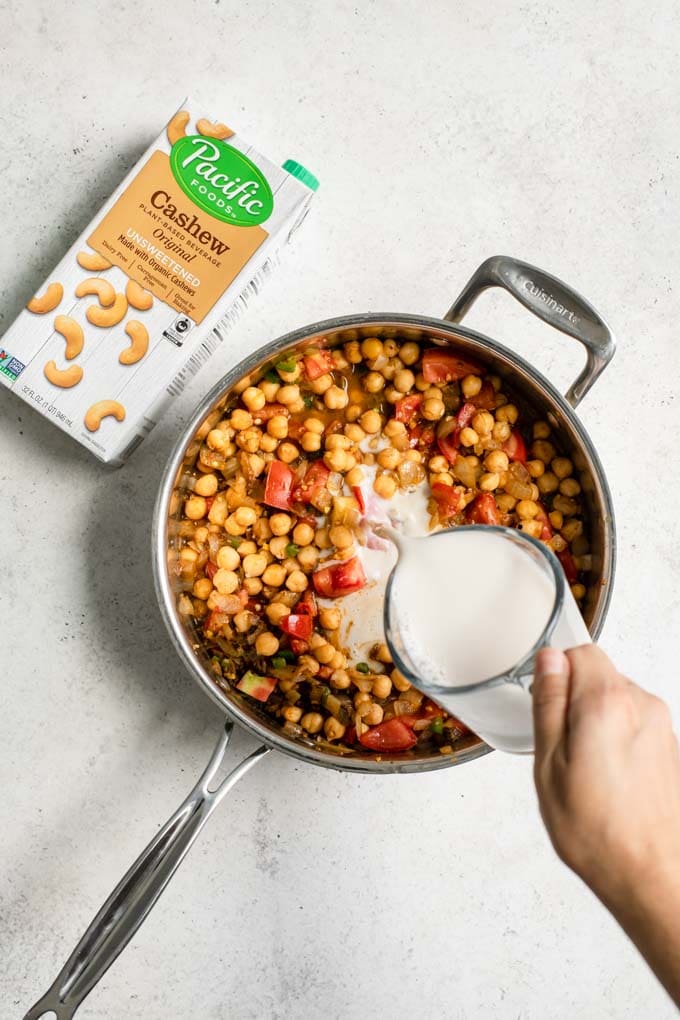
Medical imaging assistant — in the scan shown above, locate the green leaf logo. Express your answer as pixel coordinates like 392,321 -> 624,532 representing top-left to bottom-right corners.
169,136 -> 274,227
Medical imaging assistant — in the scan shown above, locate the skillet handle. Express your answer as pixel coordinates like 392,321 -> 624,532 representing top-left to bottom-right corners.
444,255 -> 616,408
24,722 -> 270,1020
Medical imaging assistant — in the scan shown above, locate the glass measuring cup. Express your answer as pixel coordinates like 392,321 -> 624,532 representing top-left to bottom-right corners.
381,525 -> 591,753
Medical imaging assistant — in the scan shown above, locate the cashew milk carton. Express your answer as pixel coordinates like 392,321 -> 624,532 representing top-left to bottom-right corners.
0,98 -> 318,464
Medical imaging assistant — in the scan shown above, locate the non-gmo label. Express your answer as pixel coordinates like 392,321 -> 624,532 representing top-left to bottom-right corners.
0,349 -> 25,382
169,137 -> 274,227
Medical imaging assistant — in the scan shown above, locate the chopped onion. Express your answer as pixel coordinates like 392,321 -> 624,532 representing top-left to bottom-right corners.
210,593 -> 242,614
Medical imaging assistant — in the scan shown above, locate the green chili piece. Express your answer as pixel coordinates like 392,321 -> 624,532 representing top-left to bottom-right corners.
285,543 -> 300,557
430,717 -> 444,735
356,662 -> 370,674
275,357 -> 297,374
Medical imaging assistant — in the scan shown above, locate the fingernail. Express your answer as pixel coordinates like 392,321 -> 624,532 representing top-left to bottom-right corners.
535,647 -> 569,676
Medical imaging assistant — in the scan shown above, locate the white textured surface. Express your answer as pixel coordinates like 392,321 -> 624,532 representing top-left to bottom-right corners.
1,2 -> 679,1018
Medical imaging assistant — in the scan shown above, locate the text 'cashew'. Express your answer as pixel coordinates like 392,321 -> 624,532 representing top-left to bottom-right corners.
125,280 -> 153,311
54,315 -> 84,360
27,282 -> 63,315
86,292 -> 127,328
167,110 -> 190,145
196,118 -> 234,140
75,277 -> 116,307
77,249 -> 112,271
120,320 -> 149,365
44,360 -> 83,388
84,400 -> 126,432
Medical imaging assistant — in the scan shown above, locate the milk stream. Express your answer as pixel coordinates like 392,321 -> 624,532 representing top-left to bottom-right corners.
385,528 -> 591,753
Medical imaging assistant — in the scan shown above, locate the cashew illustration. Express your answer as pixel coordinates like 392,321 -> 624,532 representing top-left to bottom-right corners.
77,249 -> 112,271
167,110 -> 190,145
75,277 -> 116,307
120,320 -> 149,365
84,400 -> 126,432
54,315 -> 84,360
86,292 -> 127,328
27,282 -> 63,314
44,360 -> 83,388
196,118 -> 234,140
125,280 -> 153,311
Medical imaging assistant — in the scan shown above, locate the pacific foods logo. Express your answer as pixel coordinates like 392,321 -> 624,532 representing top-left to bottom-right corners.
169,137 -> 274,227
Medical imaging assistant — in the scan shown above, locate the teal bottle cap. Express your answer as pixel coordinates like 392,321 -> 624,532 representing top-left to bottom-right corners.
282,159 -> 319,191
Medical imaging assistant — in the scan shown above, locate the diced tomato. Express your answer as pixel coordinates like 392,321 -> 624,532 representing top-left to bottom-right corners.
236,670 -> 277,703
204,610 -> 229,633
469,379 -> 496,410
287,419 -> 306,441
205,561 -> 218,580
431,482 -> 464,519
312,556 -> 367,598
253,402 -> 289,421
457,402 -> 477,428
303,349 -> 335,380
289,637 -> 309,655
558,549 -> 578,583
236,588 -> 250,608
394,393 -> 423,423
466,492 -> 500,525
422,348 -> 484,384
359,718 -> 417,752
204,496 -> 215,514
344,725 -> 357,745
437,433 -> 458,465
264,460 -> 294,510
292,461 -> 331,504
534,502 -> 553,541
297,589 -> 318,616
280,613 -> 314,640
408,423 -> 436,450
503,430 -> 527,463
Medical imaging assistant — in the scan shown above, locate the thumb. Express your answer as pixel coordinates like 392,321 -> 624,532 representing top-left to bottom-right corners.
532,647 -> 571,761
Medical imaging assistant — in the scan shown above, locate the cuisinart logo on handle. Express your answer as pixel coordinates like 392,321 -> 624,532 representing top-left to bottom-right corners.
169,136 -> 274,227
524,279 -> 579,325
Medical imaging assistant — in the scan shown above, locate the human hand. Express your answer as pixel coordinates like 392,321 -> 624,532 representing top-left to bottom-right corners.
532,645 -> 680,1005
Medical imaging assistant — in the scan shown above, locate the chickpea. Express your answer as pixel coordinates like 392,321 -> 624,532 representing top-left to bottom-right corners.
458,426 -> 479,447
345,466 -> 365,487
559,477 -> 581,497
253,518 -> 272,542
324,448 -> 349,473
371,675 -> 392,699
492,421 -> 511,442
472,411 -> 494,435
180,547 -> 198,566
520,520 -> 543,539
549,534 -> 568,553
526,459 -> 545,479
305,416 -> 325,434
372,643 -> 392,664
326,434 -> 352,450
192,578 -> 213,600
301,712 -> 324,734
259,434 -> 277,454
324,383 -> 348,408
552,457 -> 573,479
286,570 -> 308,592
533,440 -> 556,463
561,518 -> 584,542
430,472 -> 453,487
345,423 -> 365,443
329,525 -> 353,549
422,397 -> 445,421
254,632 -> 278,656
195,474 -> 218,497
293,522 -> 315,546
259,380 -> 280,402
360,409 -> 382,434
345,403 -> 362,422
236,427 -> 262,453
461,374 -> 483,398
238,540 -> 258,557
242,553 -> 267,578
261,563 -> 285,587
266,602 -> 290,626
330,668 -> 351,689
393,368 -> 415,393
354,691 -> 371,708
244,577 -> 263,596
230,408 -> 253,431
297,546 -> 319,570
549,510 -> 564,530
207,429 -> 231,453
248,454 -> 266,477
277,384 -> 301,406
373,473 -> 397,499
484,449 -> 509,473
361,337 -> 383,360
213,569 -> 239,594
344,340 -> 362,364
310,373 -> 333,394
358,702 -> 384,725
362,371 -> 384,395
266,415 -> 288,440
301,432 -> 322,453
185,495 -> 207,520
233,610 -> 254,633
391,669 -> 411,692
377,447 -> 402,470
553,495 -> 579,516
537,471 -> 559,495
571,583 -> 587,601
215,545 -> 239,571
241,386 -> 266,412
533,421 -> 551,440
269,536 -> 289,559
516,499 -> 539,519
319,607 -> 341,631
324,717 -> 346,741
496,493 -> 516,513
330,650 -> 346,671
233,506 -> 257,528
315,527 -> 331,549
479,472 -> 500,492
314,642 -> 336,665
281,705 -> 303,724
269,515 -> 292,540
496,403 -> 518,424
399,341 -> 420,365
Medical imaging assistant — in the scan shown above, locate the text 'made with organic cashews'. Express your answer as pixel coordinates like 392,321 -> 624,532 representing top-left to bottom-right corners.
0,97 -> 318,464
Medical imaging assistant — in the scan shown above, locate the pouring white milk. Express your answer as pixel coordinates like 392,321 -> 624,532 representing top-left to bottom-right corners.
383,526 -> 591,753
